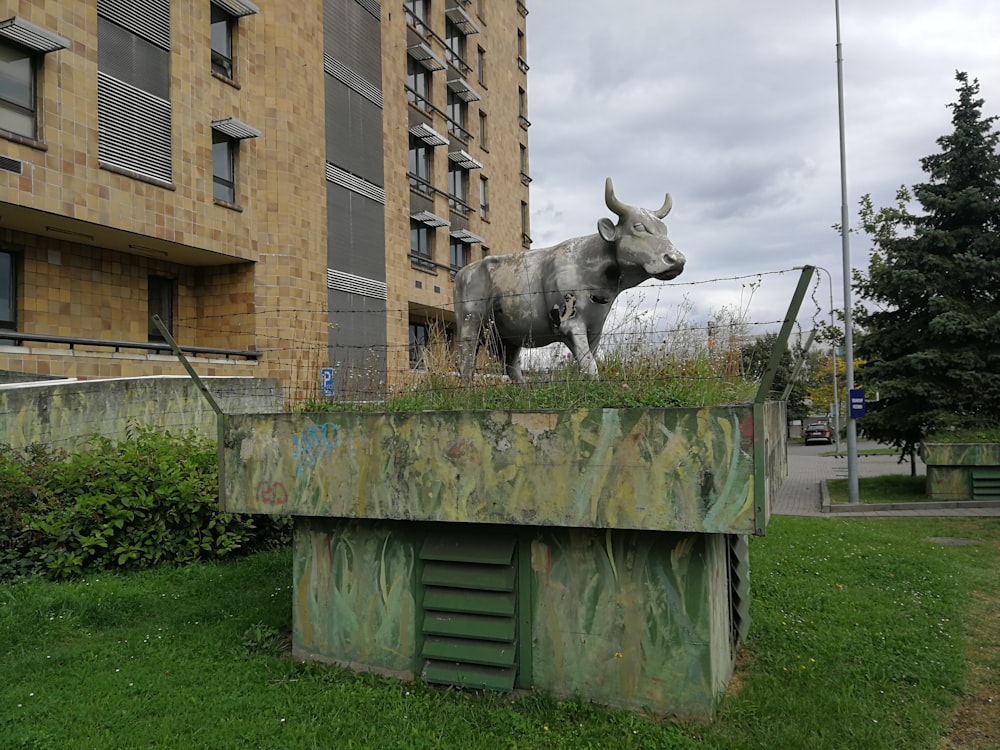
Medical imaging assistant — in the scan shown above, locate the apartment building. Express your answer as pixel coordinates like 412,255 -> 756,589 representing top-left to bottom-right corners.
0,0 -> 530,399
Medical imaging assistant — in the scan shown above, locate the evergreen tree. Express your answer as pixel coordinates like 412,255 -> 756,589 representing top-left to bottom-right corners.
855,72 -> 1000,454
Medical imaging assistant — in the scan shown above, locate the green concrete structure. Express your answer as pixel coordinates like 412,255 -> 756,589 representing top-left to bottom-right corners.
922,442 -> 1000,501
221,402 -> 786,719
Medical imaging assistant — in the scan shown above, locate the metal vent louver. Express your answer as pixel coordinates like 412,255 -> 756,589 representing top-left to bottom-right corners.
446,77 -> 480,103
971,469 -> 1000,501
0,155 -> 23,175
327,269 -> 387,300
409,123 -> 448,147
325,55 -> 383,108
210,0 -> 259,18
97,72 -> 172,184
0,17 -> 69,53
448,150 -> 483,170
444,5 -> 480,35
419,532 -> 519,691
407,43 -> 445,72
411,211 -> 450,228
449,229 -> 484,244
727,534 -> 750,647
326,163 -> 385,204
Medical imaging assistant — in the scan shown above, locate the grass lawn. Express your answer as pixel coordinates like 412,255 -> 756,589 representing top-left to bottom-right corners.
2,517 -> 998,749
827,474 -> 931,504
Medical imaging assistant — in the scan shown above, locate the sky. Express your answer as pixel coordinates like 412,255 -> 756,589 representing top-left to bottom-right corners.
524,0 -> 1000,345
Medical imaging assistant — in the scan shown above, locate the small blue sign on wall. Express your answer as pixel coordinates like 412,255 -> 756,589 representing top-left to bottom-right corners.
849,388 -> 866,418
320,367 -> 335,397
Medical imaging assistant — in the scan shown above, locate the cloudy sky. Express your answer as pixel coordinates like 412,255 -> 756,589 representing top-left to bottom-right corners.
524,0 -> 1000,343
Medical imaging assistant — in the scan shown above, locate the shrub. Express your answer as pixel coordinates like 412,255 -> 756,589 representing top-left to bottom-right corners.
1,427 -> 290,581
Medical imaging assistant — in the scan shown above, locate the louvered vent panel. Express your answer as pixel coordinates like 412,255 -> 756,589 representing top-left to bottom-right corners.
727,534 -> 750,647
355,0 -> 381,20
420,532 -> 518,691
98,0 -> 171,50
971,469 -> 1000,501
324,55 -> 383,108
0,156 -> 23,175
325,163 -> 385,204
327,269 -> 387,300
98,72 -> 172,184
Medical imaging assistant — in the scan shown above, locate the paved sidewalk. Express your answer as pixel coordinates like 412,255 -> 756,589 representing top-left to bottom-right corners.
773,442 -> 1000,518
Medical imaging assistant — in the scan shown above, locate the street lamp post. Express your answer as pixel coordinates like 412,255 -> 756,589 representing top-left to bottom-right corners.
794,265 -> 842,453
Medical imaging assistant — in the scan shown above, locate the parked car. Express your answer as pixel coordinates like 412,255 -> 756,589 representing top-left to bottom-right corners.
803,422 -> 833,445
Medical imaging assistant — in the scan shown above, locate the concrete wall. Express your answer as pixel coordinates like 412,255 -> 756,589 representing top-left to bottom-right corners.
0,375 -> 283,451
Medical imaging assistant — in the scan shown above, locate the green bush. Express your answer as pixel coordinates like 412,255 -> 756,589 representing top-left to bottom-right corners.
0,427 -> 290,581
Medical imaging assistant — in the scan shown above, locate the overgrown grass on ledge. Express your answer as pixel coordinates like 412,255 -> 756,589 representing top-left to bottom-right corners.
3,516 -> 997,749
828,475 -> 929,504
925,426 -> 1000,443
304,349 -> 759,413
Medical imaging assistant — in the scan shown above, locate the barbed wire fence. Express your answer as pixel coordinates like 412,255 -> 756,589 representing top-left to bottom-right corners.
1,266 -> 833,416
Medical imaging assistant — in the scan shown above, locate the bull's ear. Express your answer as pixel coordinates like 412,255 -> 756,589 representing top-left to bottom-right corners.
597,218 -> 617,242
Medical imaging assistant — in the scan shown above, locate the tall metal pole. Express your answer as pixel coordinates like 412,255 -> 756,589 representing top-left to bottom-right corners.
835,0 -> 860,503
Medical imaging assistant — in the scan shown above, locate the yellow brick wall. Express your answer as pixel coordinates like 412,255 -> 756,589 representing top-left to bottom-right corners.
381,1 -> 530,377
0,1 -> 329,397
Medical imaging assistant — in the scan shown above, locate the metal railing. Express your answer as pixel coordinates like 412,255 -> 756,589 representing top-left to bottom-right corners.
0,330 -> 261,360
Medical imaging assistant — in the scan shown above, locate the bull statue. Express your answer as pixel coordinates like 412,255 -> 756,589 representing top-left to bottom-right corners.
454,177 -> 686,382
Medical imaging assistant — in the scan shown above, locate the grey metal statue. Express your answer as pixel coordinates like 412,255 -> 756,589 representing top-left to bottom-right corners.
454,177 -> 686,382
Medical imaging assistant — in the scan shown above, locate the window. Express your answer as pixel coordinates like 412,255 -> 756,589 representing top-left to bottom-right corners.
477,46 -> 486,86
405,0 -> 428,28
410,220 -> 433,269
148,276 -> 175,343
517,29 -> 528,72
449,237 -> 470,271
444,19 -> 466,64
408,134 -> 433,194
448,163 -> 468,210
479,175 -> 489,220
211,117 -> 260,205
447,89 -> 467,138
0,42 -> 35,138
520,143 -> 531,184
212,130 -> 235,202
406,56 -> 431,109
0,249 -> 16,339
478,110 -> 487,149
521,200 -> 530,246
97,1 -> 173,183
518,86 -> 529,129
0,19 -> 69,140
210,6 -> 233,77
409,320 -> 429,368
209,0 -> 259,79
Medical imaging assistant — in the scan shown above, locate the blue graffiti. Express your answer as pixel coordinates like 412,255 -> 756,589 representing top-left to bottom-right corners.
292,422 -> 341,477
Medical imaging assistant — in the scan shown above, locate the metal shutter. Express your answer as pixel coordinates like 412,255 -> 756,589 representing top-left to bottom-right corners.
419,531 -> 519,691
727,534 -> 751,647
97,72 -> 172,184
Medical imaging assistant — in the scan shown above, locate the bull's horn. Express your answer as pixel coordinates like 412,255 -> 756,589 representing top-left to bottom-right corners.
654,193 -> 673,219
604,177 -> 626,217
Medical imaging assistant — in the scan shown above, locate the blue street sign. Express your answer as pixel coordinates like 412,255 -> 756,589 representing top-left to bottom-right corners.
849,388 -> 866,418
320,367 -> 334,397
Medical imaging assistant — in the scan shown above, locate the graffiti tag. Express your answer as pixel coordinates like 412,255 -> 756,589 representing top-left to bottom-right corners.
257,481 -> 288,506
292,422 -> 341,477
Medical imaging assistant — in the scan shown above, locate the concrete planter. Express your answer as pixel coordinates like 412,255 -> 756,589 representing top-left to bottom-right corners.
221,401 -> 787,720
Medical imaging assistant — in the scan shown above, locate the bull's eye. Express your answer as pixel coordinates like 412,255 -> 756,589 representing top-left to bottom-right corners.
633,222 -> 647,233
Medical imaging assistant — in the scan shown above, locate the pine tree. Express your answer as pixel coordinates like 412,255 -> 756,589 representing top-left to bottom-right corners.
855,72 -> 1000,454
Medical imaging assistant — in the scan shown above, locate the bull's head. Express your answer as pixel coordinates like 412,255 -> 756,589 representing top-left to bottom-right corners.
598,177 -> 686,281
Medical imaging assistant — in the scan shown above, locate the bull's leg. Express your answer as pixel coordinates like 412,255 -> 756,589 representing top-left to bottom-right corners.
563,322 -> 600,379
456,312 -> 483,380
503,343 -> 525,384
